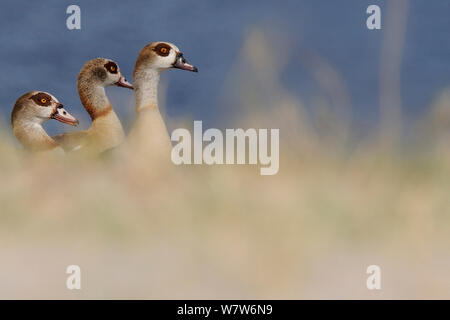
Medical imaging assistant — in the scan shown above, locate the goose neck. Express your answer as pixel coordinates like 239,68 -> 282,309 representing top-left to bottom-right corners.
13,120 -> 58,151
78,79 -> 111,120
134,68 -> 160,112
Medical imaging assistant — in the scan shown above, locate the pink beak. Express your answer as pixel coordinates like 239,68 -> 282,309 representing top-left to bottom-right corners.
115,76 -> 134,89
51,105 -> 79,126
173,53 -> 198,72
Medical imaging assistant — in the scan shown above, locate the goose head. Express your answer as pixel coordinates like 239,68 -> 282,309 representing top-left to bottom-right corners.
11,91 -> 79,127
134,42 -> 198,75
79,58 -> 133,89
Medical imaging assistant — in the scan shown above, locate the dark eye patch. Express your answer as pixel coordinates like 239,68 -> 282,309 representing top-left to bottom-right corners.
104,61 -> 118,74
153,43 -> 171,57
30,92 -> 52,106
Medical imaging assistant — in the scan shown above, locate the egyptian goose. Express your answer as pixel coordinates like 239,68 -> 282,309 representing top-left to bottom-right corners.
11,91 -> 79,153
128,42 -> 197,159
53,58 -> 133,154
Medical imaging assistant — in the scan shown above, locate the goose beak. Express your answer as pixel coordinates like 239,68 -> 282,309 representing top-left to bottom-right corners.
173,53 -> 198,72
51,104 -> 79,126
116,76 -> 134,89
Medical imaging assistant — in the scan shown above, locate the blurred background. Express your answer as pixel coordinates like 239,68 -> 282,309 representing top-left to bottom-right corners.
0,0 -> 449,136
0,0 -> 450,299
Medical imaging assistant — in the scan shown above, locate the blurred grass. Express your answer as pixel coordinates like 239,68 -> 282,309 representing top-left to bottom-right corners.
0,28 -> 450,299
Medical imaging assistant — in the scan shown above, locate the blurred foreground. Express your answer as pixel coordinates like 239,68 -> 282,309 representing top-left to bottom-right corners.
1,125 -> 449,299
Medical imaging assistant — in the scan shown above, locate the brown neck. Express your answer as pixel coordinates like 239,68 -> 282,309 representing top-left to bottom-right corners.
89,103 -> 113,120
87,106 -> 125,152
78,75 -> 111,120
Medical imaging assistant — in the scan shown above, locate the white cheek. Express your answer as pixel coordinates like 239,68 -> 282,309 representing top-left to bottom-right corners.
41,107 -> 53,118
164,52 -> 176,67
154,52 -> 176,69
107,73 -> 119,85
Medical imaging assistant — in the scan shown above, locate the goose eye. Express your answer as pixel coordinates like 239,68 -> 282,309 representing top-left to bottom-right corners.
154,44 -> 171,56
104,61 -> 118,74
30,93 -> 51,106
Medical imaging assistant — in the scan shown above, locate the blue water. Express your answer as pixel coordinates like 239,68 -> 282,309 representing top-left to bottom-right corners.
0,0 -> 449,136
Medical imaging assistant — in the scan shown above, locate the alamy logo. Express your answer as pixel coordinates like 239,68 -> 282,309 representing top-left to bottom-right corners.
171,121 -> 279,175
66,5 -> 81,30
366,265 -> 381,290
366,5 -> 381,30
66,265 -> 81,290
